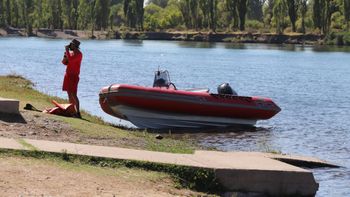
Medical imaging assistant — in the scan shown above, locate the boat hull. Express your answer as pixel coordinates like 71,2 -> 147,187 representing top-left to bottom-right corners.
110,105 -> 257,129
99,84 -> 281,129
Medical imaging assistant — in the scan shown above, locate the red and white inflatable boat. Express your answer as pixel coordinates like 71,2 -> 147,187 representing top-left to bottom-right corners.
99,70 -> 281,129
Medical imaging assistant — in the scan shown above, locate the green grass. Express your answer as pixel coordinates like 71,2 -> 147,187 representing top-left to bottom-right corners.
0,75 -> 196,154
17,139 -> 38,151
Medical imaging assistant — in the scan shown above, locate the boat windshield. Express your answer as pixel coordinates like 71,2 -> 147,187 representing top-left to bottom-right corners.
153,70 -> 171,87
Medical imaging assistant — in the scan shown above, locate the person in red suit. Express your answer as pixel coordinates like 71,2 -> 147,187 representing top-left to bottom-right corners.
62,39 -> 82,118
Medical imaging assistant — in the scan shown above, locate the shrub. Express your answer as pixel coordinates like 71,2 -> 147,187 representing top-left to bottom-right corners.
331,11 -> 344,30
342,31 -> 350,45
245,20 -> 264,30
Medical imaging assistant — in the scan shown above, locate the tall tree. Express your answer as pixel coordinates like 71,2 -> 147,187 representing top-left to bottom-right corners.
208,0 -> 217,31
237,0 -> 248,31
135,0 -> 144,30
0,0 -> 4,27
5,0 -> 10,26
286,0 -> 298,32
77,0 -> 90,29
313,0 -> 323,30
344,0 -> 350,29
313,0 -> 337,34
264,0 -> 275,28
11,0 -> 19,27
61,0 -> 72,29
247,0 -> 264,21
32,0 -> 44,28
300,0 -> 307,33
89,0 -> 96,36
22,0 -> 34,34
189,0 -> 199,30
71,0 -> 79,29
94,0 -> 110,30
322,0 -> 337,34
124,0 -> 136,28
178,0 -> 191,28
273,0 -> 287,34
225,0 -> 239,29
199,0 -> 210,29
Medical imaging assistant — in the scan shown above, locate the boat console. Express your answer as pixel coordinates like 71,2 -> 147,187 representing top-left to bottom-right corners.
153,70 -> 176,89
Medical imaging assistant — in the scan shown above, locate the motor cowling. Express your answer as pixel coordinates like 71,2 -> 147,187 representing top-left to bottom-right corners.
217,83 -> 237,95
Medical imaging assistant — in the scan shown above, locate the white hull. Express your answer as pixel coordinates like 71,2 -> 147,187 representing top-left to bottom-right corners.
110,105 -> 257,129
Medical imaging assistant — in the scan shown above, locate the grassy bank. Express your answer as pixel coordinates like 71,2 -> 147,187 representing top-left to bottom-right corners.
0,75 -> 197,154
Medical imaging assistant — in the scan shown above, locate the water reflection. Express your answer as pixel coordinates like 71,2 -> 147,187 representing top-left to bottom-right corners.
312,45 -> 350,52
177,41 -> 217,48
224,43 -> 308,51
122,39 -> 144,46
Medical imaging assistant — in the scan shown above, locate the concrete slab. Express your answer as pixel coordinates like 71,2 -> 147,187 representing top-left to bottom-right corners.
0,97 -> 19,114
0,137 -> 24,150
0,137 -> 323,196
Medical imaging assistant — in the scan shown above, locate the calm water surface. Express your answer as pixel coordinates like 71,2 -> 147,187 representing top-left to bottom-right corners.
0,37 -> 349,196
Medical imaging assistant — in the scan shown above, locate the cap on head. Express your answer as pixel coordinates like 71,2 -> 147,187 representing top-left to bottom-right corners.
70,39 -> 80,48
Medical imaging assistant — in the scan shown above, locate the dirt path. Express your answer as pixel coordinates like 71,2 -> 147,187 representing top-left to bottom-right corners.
0,156 -> 203,196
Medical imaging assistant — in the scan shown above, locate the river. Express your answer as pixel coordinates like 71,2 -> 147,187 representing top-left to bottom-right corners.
0,37 -> 349,196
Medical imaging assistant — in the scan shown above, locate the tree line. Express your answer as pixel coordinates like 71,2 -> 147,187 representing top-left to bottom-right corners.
0,0 -> 349,35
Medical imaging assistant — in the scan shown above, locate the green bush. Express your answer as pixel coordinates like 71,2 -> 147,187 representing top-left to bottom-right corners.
331,11 -> 345,30
325,31 -> 350,46
342,31 -> 350,45
245,20 -> 264,30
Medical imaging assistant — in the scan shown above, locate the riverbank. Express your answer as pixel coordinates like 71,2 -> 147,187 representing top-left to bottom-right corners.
0,74 -> 210,195
0,27 -> 326,45
0,75 -> 197,154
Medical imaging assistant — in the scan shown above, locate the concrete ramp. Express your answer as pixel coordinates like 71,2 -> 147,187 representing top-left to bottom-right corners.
0,137 -> 331,196
193,151 -> 318,196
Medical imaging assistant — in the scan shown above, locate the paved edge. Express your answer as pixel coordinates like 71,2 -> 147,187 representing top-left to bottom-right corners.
0,137 -> 322,196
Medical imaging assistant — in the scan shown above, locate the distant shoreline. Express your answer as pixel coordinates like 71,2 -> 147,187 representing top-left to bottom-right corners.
0,27 -> 325,45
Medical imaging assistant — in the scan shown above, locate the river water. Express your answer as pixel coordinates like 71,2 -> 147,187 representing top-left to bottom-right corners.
0,37 -> 349,196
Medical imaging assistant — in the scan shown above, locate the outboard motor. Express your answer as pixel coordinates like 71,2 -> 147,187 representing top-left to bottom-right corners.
217,83 -> 238,95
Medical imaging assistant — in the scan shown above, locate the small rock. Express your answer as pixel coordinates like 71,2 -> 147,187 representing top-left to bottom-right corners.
155,134 -> 163,140
19,133 -> 26,136
29,132 -> 37,135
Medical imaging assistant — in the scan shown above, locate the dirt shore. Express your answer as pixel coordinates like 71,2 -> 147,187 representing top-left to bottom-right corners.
0,26 -> 324,44
0,110 -> 147,149
0,156 -> 203,196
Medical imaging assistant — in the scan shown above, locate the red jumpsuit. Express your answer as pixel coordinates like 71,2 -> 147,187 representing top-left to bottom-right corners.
62,50 -> 82,94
